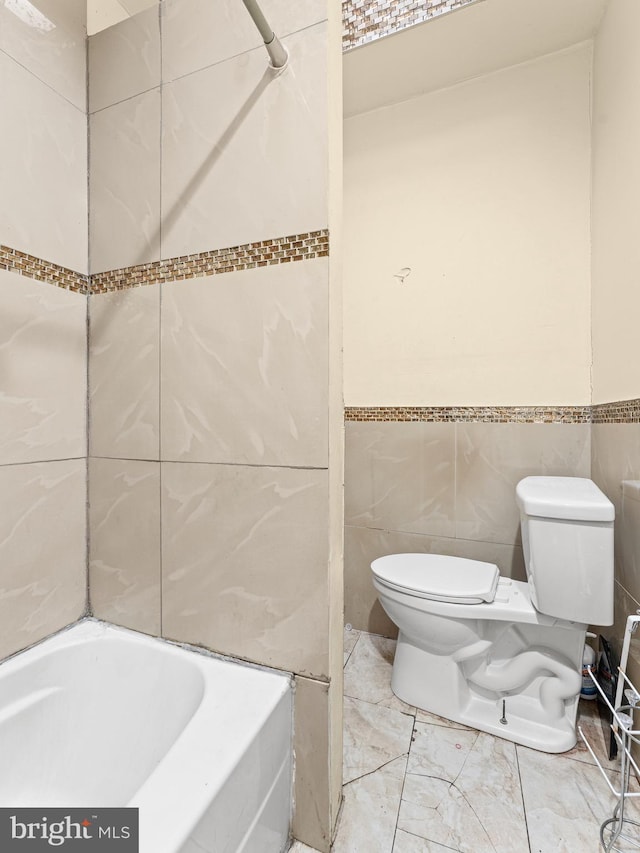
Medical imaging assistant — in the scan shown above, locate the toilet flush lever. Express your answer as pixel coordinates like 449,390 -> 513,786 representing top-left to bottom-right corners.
500,700 -> 508,725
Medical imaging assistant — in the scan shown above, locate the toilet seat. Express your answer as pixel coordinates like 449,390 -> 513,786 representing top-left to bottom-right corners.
371,554 -> 500,605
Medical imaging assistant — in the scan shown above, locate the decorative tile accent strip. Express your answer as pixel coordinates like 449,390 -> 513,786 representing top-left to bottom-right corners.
0,245 -> 89,294
345,406 -> 593,423
343,0 -> 478,51
91,231 -> 330,294
592,399 -> 640,424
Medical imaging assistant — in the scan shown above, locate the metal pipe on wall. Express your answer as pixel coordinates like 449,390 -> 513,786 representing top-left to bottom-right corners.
241,0 -> 289,69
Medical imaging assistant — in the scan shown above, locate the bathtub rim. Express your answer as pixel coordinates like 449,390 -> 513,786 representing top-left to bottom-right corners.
0,616 -> 296,686
0,616 -> 296,853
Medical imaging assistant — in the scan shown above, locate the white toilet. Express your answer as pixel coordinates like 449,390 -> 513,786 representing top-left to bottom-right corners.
371,476 -> 614,753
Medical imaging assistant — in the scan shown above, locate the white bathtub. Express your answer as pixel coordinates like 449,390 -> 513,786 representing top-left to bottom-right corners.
0,619 -> 293,853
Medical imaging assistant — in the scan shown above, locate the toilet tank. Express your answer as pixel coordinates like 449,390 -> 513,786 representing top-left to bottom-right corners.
516,476 -> 614,625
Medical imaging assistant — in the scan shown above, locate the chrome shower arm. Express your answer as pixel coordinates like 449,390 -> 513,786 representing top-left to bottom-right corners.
241,0 -> 288,69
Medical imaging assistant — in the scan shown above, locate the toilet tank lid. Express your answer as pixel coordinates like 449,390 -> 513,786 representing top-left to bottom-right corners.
371,554 -> 500,604
516,476 -> 614,522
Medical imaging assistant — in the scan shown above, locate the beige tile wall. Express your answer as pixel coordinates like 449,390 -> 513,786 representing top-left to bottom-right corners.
0,270 -> 87,465
88,4 -> 342,849
160,24 -> 328,261
88,457 -> 161,635
161,462 -> 330,676
0,0 -> 86,111
161,261 -> 328,467
0,3 -> 88,662
345,420 -> 591,636
89,285 -> 160,460
592,425 -> 640,679
89,89 -> 161,274
89,5 -> 160,113
0,460 -> 87,660
161,0 -> 327,83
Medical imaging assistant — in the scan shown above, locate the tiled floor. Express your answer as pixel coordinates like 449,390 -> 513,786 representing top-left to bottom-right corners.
294,628 -> 640,853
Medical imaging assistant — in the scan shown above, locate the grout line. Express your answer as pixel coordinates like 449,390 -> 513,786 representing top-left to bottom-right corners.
392,721 -> 415,851
514,745 -> 533,853
343,630 -> 360,668
0,44 -> 86,115
88,82 -> 160,117
343,522 -> 520,552
393,827 -> 460,851
0,457 -> 87,468
343,751 -> 409,789
161,19 -> 326,89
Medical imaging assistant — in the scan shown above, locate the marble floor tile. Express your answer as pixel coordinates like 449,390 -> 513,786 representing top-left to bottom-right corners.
569,699 -> 612,768
344,625 -> 360,666
289,842 -> 322,853
406,722 -> 480,779
399,773 -> 497,853
344,696 -> 414,785
343,632 -> 416,716
517,745 -> 639,853
335,631 -> 638,853
392,829 -> 457,852
415,708 -> 474,731
401,728 -> 527,853
333,755 -> 408,853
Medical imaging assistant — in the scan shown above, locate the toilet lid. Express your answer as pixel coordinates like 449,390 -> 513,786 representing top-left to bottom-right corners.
371,553 -> 500,604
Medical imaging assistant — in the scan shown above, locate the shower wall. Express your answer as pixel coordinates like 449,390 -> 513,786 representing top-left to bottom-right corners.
87,2 -> 342,849
0,1 -> 88,660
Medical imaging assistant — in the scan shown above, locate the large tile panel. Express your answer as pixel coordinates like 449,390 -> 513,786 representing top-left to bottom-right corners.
89,6 -> 160,113
293,676 -> 332,853
456,423 -> 591,545
620,481 -> 640,605
161,260 -> 328,467
161,23 -> 328,259
89,457 -> 161,634
400,727 -> 528,853
345,421 -> 455,538
332,754 -> 407,853
90,88 -> 161,274
0,270 -> 86,465
161,0 -> 327,83
592,423 -> 640,524
0,459 -> 86,660
90,286 -> 159,460
343,696 -> 413,784
0,0 -> 86,110
162,462 -> 330,676
517,746 -> 634,853
0,51 -> 88,273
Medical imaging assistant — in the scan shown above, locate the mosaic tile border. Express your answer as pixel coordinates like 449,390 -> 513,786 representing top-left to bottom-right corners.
342,0 -> 478,51
91,231 -> 329,294
592,399 -> 640,424
345,406 -> 593,424
0,232 -> 329,296
0,244 -> 89,294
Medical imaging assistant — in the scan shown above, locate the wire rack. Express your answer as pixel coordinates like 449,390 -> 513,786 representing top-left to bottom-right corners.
579,621 -> 640,852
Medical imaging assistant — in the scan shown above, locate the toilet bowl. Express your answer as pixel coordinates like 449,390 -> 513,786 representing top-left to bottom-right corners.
371,476 -> 614,753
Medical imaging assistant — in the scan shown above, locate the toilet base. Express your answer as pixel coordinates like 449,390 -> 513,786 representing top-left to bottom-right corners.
392,631 -> 582,753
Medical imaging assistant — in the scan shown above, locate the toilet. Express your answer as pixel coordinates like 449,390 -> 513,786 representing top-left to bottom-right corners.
371,476 -> 614,753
